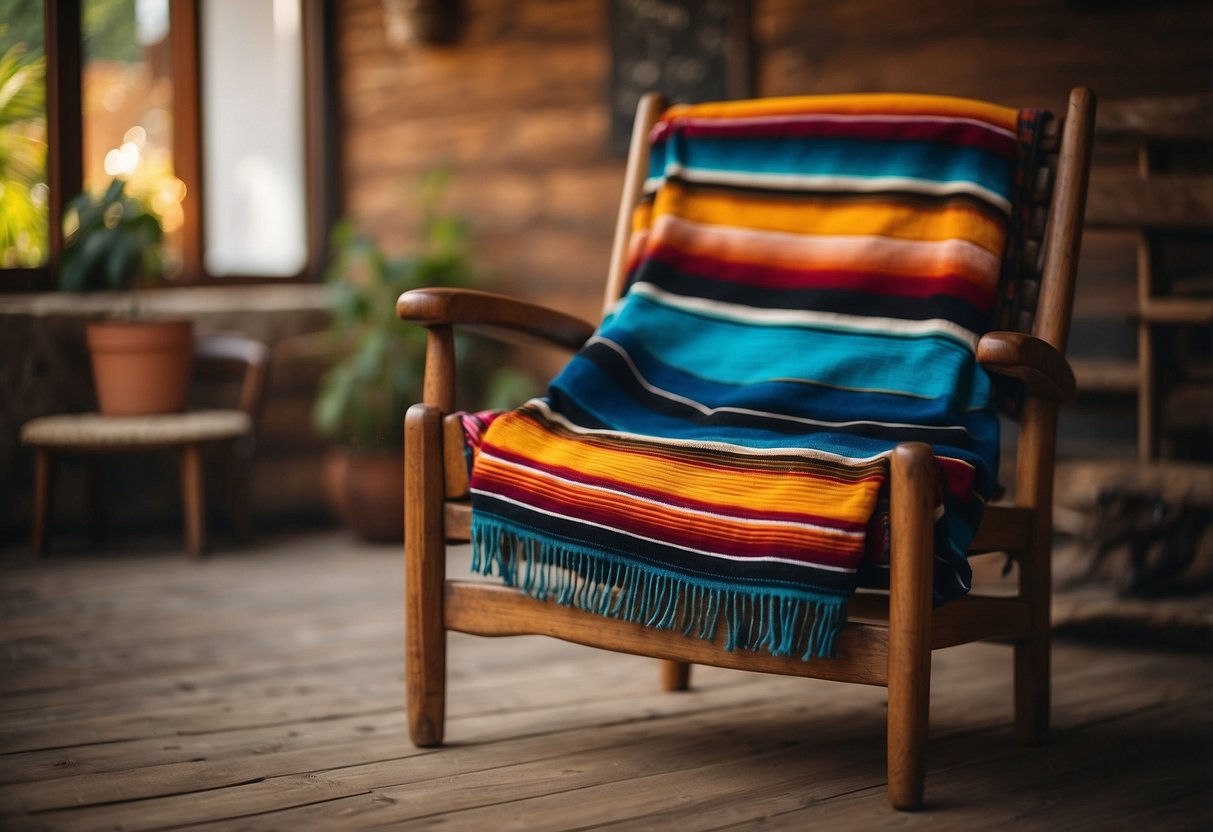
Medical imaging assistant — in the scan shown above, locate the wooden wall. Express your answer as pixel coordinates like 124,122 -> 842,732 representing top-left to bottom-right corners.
338,0 -> 616,337
337,0 -> 1209,311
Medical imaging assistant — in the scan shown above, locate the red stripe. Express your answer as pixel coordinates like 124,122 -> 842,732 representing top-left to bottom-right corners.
650,246 -> 996,311
480,476 -> 866,567
936,456 -> 980,505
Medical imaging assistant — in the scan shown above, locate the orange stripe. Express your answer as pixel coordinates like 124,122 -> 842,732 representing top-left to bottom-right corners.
483,412 -> 882,524
659,94 -> 1018,133
652,183 -> 1008,255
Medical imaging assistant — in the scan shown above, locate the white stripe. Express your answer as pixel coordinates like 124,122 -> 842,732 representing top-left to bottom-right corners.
529,400 -> 892,465
588,335 -> 975,439
630,281 -> 980,348
472,487 -> 859,573
650,165 -> 1012,214
480,449 -> 864,540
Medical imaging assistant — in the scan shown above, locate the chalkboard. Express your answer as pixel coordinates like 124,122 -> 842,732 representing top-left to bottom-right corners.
608,0 -> 751,153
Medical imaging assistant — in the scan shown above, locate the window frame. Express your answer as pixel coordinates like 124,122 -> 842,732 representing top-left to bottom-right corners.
3,0 -> 337,292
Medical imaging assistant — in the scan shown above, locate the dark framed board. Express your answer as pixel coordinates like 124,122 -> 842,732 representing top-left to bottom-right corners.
608,0 -> 752,153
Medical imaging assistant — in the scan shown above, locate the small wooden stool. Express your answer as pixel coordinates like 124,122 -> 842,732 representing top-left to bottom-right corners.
21,411 -> 251,557
20,334 -> 270,558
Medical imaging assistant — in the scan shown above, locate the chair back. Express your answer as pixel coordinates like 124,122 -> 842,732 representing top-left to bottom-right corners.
190,334 -> 271,423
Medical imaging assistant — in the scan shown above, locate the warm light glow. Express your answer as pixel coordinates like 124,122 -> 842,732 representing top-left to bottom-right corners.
101,83 -> 126,112
123,125 -> 147,147
150,175 -> 187,215
119,141 -> 141,172
103,141 -> 143,177
161,202 -> 184,233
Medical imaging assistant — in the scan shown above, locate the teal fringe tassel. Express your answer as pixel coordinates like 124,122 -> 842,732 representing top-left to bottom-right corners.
471,515 -> 847,660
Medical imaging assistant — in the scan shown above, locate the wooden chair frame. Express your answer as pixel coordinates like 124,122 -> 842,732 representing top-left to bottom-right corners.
396,88 -> 1095,809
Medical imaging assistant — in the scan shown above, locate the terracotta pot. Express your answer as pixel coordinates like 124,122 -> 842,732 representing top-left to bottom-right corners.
86,319 -> 194,416
323,447 -> 404,542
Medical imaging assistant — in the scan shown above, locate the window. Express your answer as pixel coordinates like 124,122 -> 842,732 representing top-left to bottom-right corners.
82,0 -> 182,267
0,0 -> 335,291
200,0 -> 308,277
0,1 -> 50,269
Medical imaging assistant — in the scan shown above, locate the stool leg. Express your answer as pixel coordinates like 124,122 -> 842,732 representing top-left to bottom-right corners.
31,447 -> 53,557
181,444 -> 206,558
85,457 -> 109,548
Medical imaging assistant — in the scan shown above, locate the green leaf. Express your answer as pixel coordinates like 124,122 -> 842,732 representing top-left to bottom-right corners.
58,177 -> 165,292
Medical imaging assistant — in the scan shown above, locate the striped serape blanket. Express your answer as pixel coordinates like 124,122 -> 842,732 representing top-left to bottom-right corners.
467,94 -> 1043,660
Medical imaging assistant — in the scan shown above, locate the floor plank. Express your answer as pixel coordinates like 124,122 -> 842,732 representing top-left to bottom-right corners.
0,531 -> 1209,831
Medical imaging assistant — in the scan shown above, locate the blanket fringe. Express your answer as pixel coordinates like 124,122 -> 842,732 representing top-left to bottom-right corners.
472,516 -> 847,660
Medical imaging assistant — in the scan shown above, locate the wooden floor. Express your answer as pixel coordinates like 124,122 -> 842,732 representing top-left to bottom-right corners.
1,531 -> 1209,831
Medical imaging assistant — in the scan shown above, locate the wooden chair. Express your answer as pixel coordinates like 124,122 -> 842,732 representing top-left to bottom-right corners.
396,88 -> 1096,809
21,333 -> 270,558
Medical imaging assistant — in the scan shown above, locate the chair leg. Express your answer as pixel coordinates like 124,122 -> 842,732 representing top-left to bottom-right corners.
405,404 -> 447,747
180,444 -> 206,558
31,446 -> 53,557
224,441 -> 255,546
1015,522 -> 1052,744
887,443 -> 935,810
660,660 -> 691,691
1014,396 -> 1057,746
1014,630 -> 1050,744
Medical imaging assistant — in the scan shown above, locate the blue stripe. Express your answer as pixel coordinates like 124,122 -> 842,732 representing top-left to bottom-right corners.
602,328 -> 998,436
607,292 -> 991,407
549,355 -> 999,475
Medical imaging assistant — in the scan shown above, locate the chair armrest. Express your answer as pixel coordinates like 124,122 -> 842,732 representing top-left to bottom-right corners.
397,288 -> 595,353
976,331 -> 1077,403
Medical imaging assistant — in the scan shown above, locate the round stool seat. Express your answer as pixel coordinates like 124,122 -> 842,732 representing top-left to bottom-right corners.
21,410 -> 251,449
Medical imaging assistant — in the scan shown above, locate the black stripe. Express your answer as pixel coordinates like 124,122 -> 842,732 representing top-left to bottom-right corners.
635,258 -> 992,334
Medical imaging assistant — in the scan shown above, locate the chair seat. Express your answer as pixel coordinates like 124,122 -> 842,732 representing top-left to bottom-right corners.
21,409 -> 251,450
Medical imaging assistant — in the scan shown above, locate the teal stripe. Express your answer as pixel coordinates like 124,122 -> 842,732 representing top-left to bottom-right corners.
608,293 -> 991,406
673,137 -> 1015,201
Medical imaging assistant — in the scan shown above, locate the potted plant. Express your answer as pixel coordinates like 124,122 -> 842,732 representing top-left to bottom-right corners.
314,174 -> 478,542
61,178 -> 191,416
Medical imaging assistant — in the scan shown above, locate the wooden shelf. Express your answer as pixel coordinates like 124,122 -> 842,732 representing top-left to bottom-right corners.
1085,173 -> 1213,230
1133,297 -> 1213,325
1094,93 -> 1213,143
1085,95 -> 1213,461
1071,357 -> 1139,395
